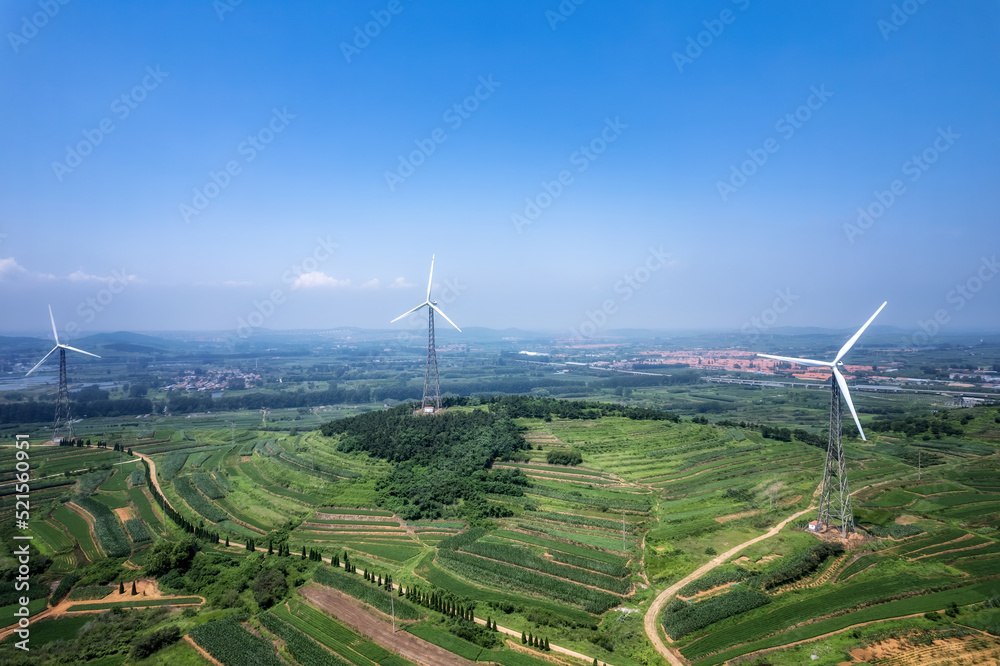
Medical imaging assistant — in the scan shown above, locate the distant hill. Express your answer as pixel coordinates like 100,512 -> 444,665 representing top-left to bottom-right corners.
0,336 -> 50,351
73,331 -> 175,351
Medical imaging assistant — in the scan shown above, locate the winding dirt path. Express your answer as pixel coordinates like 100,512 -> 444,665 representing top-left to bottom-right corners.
134,452 -> 177,513
643,505 -> 815,665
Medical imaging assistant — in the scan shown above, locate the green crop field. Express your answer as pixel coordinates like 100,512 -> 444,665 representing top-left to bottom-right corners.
52,504 -> 101,562
3,358 -> 999,666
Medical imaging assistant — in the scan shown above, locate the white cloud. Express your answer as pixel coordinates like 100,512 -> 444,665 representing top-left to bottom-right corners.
291,271 -> 352,289
389,276 -> 415,289
360,278 -> 380,290
223,280 -> 254,287
0,257 -> 27,279
67,269 -> 139,285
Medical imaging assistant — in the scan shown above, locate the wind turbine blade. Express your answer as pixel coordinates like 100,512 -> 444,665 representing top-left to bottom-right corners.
390,302 -> 428,323
757,353 -> 832,368
429,303 -> 461,332
834,367 -> 866,441
26,346 -> 58,376
61,345 -> 101,359
834,301 -> 887,364
426,254 -> 435,302
48,304 -> 59,345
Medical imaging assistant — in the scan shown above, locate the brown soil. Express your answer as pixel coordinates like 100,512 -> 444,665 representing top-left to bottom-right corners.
113,506 -> 134,522
314,513 -> 397,521
843,633 -> 1000,664
896,514 -> 921,525
714,509 -> 764,524
0,579 -> 203,641
733,553 -> 781,565
63,579 -> 203,609
299,585 -> 474,666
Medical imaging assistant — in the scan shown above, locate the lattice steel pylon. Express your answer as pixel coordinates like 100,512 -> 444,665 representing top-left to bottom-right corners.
758,301 -> 887,539
817,378 -> 854,537
423,307 -> 442,410
52,348 -> 74,439
389,255 -> 461,414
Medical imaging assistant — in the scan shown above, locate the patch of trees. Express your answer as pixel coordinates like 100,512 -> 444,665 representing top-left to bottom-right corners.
662,588 -> 771,639
869,413 -> 965,438
0,397 -> 153,422
717,419 -> 830,449
320,405 -> 528,520
746,542 -> 843,590
0,607 -> 172,665
448,616 -> 501,648
546,449 -> 583,466
595,369 -> 702,388
129,626 -> 180,660
483,395 -> 681,421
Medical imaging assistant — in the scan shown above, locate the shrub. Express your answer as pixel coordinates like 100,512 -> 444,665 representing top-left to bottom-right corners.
546,450 -> 583,466
662,588 -> 771,639
129,626 -> 179,659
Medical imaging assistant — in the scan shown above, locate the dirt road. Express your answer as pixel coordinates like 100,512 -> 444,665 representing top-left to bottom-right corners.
134,452 -> 176,513
643,506 -> 815,665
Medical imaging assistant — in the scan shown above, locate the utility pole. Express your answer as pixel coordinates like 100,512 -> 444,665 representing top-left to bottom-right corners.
917,450 -> 921,481
390,591 -> 396,633
231,421 -> 235,448
622,511 -> 626,552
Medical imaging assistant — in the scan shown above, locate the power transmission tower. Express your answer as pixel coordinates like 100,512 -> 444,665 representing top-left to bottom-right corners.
817,380 -> 854,538
422,307 -> 442,411
53,349 -> 73,439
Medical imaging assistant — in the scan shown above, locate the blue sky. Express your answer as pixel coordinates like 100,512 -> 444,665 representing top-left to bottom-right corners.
1,1 -> 998,340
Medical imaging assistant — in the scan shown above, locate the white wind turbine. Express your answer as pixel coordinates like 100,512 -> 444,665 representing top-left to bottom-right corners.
391,255 -> 460,412
26,305 -> 102,439
758,301 -> 886,537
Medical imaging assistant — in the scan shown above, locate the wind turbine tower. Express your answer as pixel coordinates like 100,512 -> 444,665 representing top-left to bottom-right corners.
391,255 -> 461,413
758,302 -> 886,538
26,306 -> 102,440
